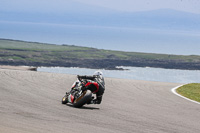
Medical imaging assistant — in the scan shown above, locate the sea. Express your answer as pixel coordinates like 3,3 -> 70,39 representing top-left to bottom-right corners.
37,66 -> 200,84
1,21 -> 200,55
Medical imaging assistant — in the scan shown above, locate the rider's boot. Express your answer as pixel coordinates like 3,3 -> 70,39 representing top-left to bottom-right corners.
86,96 -> 95,104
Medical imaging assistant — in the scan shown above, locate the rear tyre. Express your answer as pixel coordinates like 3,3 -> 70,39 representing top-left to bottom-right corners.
73,90 -> 92,108
62,95 -> 68,104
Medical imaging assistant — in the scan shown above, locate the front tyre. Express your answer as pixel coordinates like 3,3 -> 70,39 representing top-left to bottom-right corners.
62,95 -> 68,104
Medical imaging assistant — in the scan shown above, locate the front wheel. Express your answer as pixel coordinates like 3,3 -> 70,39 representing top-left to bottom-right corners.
62,95 -> 68,104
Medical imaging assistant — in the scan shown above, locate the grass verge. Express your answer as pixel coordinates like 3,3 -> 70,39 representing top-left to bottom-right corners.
176,83 -> 200,102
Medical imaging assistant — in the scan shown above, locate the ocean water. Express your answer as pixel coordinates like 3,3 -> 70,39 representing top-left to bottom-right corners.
1,21 -> 200,55
37,66 -> 200,83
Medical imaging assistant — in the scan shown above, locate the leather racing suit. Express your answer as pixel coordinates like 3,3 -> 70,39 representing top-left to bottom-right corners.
77,75 -> 105,104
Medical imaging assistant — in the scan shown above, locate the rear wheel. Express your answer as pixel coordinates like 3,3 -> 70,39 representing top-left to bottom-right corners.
73,90 -> 92,108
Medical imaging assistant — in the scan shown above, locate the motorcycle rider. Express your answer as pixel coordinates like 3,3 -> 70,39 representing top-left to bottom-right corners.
66,71 -> 105,104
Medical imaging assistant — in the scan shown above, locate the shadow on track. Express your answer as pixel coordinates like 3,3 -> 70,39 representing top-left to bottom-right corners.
65,104 -> 99,110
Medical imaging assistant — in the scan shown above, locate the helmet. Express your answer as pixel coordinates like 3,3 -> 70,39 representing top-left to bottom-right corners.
93,71 -> 105,85
93,71 -> 103,76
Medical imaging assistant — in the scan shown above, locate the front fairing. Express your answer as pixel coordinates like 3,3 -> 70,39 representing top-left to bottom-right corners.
68,79 -> 82,103
68,94 -> 74,103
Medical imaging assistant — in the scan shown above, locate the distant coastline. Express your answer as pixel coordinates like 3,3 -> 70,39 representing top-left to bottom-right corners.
1,38 -> 200,70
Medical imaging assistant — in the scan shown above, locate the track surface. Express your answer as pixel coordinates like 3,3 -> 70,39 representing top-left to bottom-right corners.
0,68 -> 200,133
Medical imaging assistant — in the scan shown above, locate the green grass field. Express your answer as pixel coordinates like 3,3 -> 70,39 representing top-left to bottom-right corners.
177,83 -> 200,102
1,39 -> 200,61
1,38 -> 200,69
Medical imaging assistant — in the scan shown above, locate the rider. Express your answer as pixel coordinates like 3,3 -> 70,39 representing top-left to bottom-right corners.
67,71 -> 105,104
78,71 -> 105,104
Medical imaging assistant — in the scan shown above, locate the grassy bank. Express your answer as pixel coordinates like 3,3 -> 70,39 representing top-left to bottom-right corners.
1,38 -> 200,70
1,38 -> 200,61
177,83 -> 200,102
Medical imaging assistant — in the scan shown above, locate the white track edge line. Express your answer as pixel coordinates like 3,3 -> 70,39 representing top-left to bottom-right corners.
171,84 -> 200,105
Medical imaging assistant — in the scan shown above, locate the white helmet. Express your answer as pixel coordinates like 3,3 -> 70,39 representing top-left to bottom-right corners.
93,71 -> 103,76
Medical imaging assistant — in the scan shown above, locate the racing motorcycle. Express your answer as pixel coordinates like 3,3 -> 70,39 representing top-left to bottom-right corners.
61,79 -> 93,108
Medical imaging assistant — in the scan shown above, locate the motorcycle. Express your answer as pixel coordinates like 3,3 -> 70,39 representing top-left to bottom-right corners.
61,78 -> 93,108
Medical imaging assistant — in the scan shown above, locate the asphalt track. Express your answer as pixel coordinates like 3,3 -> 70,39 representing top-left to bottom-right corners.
0,67 -> 200,133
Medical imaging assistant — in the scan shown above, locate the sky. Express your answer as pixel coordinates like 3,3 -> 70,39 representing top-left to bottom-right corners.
74,0 -> 200,13
1,0 -> 200,55
1,0 -> 200,14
